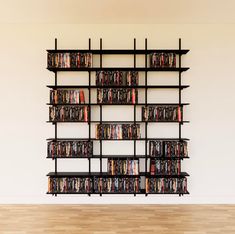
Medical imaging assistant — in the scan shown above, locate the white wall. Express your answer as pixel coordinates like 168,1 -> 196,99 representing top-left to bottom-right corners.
0,24 -> 234,204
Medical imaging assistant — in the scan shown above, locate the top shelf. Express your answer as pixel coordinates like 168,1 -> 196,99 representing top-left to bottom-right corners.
46,49 -> 190,55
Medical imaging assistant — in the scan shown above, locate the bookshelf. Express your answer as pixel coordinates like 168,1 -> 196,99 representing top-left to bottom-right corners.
46,38 -> 190,196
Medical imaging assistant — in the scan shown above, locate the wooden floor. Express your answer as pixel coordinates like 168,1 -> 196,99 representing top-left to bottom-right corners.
0,205 -> 235,234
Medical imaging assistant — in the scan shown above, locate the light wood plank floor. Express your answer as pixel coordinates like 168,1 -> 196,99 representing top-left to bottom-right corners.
0,205 -> 235,234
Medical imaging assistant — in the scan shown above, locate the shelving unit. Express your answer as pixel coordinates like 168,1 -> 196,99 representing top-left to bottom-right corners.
46,38 -> 190,196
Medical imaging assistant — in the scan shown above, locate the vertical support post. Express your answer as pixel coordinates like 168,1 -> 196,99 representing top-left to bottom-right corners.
134,38 -> 137,196
100,38 -> 103,68
88,38 -> 91,141
99,38 -> 103,196
145,38 -> 148,196
134,38 -> 136,159
179,38 -> 182,140
88,38 -> 91,196
54,38 -> 58,197
178,38 -> 183,197
54,38 -> 58,175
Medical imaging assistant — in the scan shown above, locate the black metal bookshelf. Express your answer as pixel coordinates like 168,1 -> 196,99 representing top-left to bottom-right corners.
46,38 -> 190,196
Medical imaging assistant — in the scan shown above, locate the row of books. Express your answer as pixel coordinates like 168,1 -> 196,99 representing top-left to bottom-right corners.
146,178 -> 187,193
48,177 -> 187,193
48,177 -> 92,193
149,53 -> 176,68
107,159 -> 139,175
47,141 -> 93,158
47,140 -> 187,158
95,124 -> 141,139
142,106 -> 182,122
47,52 -> 178,69
94,177 -> 140,193
149,140 -> 188,158
50,90 -> 85,104
150,159 -> 181,175
96,71 -> 139,86
47,52 -> 176,69
49,106 -> 89,122
97,88 -> 138,104
47,52 -> 92,68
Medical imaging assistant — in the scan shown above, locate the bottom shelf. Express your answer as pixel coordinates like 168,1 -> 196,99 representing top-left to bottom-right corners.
47,190 -> 189,195
47,174 -> 189,196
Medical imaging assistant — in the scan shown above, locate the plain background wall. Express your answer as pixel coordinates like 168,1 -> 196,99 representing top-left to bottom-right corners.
0,24 -> 234,204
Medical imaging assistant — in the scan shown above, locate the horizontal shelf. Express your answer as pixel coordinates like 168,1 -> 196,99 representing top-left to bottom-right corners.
47,120 -> 189,124
47,192 -> 144,195
47,85 -> 190,89
47,192 -> 91,195
146,191 -> 190,195
47,49 -> 190,54
47,191 -> 189,195
47,172 -> 143,177
47,103 -> 190,106
92,192 -> 143,195
47,155 -> 145,159
146,156 -> 189,160
146,172 -> 189,178
47,67 -> 189,72
47,137 -> 190,141
47,172 -> 189,178
47,155 -> 189,159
